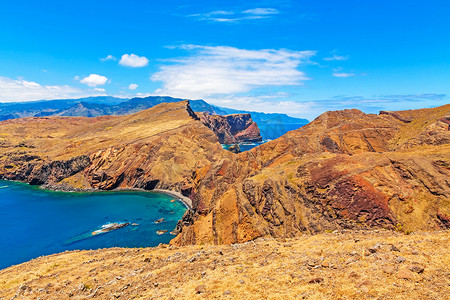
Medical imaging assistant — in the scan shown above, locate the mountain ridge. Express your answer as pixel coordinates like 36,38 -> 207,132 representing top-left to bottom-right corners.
0,96 -> 308,140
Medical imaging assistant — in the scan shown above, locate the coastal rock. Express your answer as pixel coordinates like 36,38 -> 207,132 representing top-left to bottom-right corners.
228,144 -> 241,154
0,101 -> 229,193
92,223 -> 129,235
199,113 -> 262,144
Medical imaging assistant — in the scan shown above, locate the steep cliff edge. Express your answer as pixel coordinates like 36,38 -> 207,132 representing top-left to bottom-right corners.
199,113 -> 262,144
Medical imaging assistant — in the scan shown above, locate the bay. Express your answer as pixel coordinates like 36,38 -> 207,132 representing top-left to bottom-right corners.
0,180 -> 186,269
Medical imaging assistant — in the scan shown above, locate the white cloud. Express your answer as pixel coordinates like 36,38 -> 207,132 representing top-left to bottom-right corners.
206,93 -> 449,121
324,54 -> 349,61
206,94 -> 311,115
79,74 -> 109,87
119,54 -> 149,67
189,7 -> 279,22
192,10 -> 234,17
332,72 -> 355,78
128,83 -> 138,90
0,76 -> 105,102
151,45 -> 315,99
101,55 -> 117,61
242,8 -> 279,15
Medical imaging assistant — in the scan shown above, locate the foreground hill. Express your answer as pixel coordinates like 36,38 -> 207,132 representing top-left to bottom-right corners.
0,230 -> 448,299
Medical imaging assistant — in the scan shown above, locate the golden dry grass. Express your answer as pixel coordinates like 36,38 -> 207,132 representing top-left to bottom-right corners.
0,230 -> 448,299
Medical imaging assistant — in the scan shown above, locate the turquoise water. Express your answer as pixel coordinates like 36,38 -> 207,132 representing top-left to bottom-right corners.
0,180 -> 187,269
222,140 -> 269,152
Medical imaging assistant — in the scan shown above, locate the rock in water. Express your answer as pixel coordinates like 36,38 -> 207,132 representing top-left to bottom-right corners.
92,222 -> 129,235
154,218 -> 164,224
228,144 -> 241,154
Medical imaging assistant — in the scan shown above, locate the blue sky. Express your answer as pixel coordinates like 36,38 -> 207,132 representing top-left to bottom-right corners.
0,0 -> 449,119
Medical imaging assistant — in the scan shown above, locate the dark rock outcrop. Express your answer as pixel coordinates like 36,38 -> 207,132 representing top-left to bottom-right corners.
228,144 -> 241,154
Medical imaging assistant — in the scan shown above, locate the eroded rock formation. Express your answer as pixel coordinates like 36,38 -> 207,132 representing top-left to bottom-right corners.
199,113 -> 262,144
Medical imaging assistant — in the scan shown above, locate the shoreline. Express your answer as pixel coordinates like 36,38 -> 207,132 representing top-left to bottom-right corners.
0,179 -> 193,211
152,189 -> 193,210
112,187 -> 193,210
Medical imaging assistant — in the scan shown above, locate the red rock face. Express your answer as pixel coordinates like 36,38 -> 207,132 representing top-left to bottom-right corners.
199,113 -> 262,144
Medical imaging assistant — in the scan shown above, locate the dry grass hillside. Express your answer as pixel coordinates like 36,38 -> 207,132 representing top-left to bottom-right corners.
0,230 -> 448,299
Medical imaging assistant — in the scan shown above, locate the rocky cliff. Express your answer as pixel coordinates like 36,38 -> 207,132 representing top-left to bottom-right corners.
0,101 -> 230,194
199,113 -> 262,144
0,102 -> 449,247
172,104 -> 450,245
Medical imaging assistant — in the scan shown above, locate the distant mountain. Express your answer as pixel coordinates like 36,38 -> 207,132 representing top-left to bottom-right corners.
0,96 -> 124,120
0,96 -> 309,139
57,102 -> 114,117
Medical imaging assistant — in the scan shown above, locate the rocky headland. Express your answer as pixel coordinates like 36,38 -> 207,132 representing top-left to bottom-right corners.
173,104 -> 450,245
199,113 -> 262,144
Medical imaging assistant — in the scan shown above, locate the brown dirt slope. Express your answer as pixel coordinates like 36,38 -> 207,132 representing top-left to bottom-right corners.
0,230 -> 448,299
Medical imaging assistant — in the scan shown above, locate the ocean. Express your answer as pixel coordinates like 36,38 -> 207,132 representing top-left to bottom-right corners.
0,180 -> 187,269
